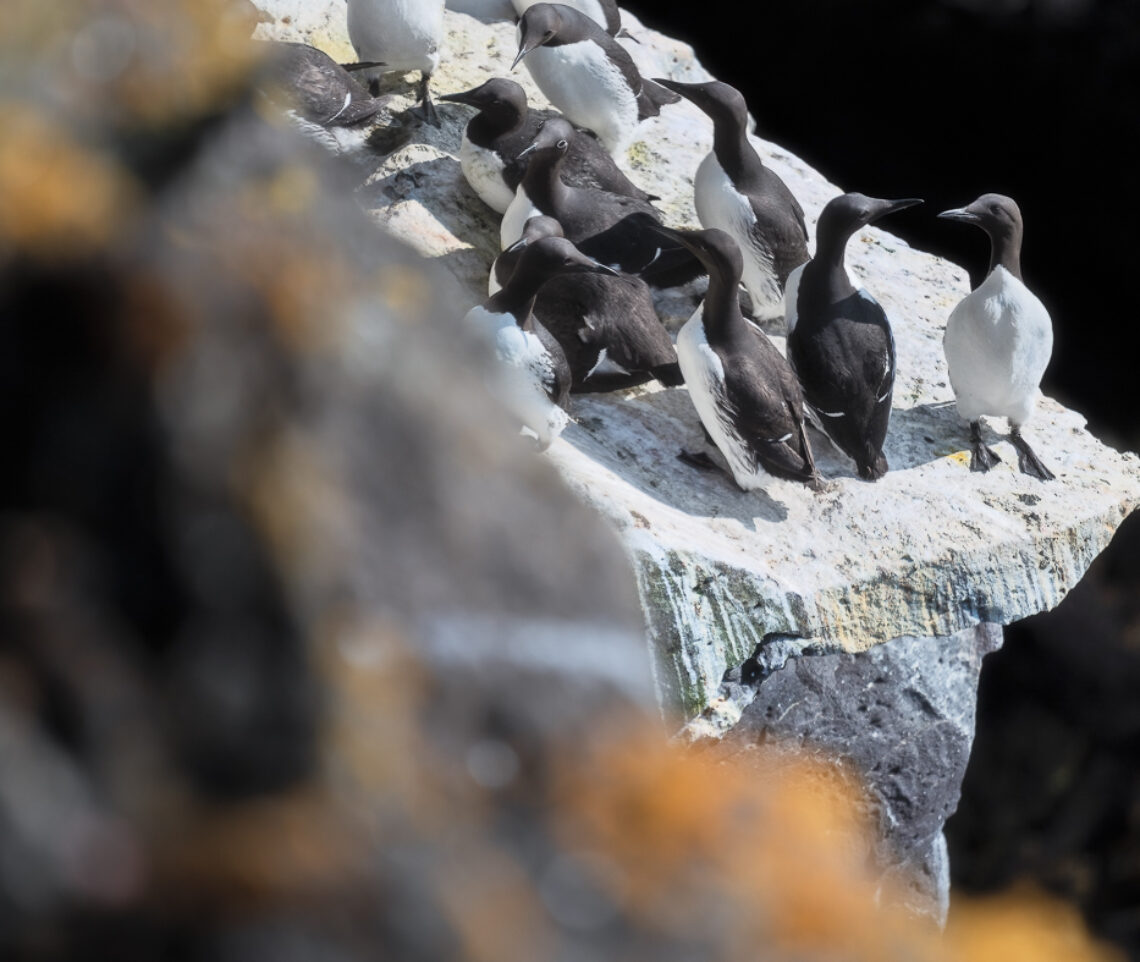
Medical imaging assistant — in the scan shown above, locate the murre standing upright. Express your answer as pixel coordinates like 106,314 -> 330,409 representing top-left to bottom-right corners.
658,226 -> 820,490
939,193 -> 1055,480
511,3 -> 678,155
346,0 -> 445,126
465,236 -> 618,449
439,78 -> 654,215
785,192 -> 922,480
654,78 -> 809,326
501,118 -> 701,287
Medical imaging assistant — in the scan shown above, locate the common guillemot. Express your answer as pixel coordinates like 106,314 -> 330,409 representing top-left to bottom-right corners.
465,236 -> 618,448
654,78 -> 809,326
511,3 -> 677,155
785,192 -> 922,481
439,78 -> 654,215
261,41 -> 393,129
939,194 -> 1055,481
500,118 -> 701,287
346,0 -> 445,126
657,226 -> 820,490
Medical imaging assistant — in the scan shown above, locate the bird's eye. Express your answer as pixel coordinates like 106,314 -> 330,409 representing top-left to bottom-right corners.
544,29 -> 555,40
556,139 -> 568,150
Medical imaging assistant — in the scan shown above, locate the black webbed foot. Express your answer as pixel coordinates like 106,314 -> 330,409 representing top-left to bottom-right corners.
417,74 -> 441,128
1010,426 -> 1055,481
969,421 -> 1002,473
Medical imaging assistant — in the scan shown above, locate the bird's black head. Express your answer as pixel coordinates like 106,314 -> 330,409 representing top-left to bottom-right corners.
938,193 -> 1025,277
517,116 -> 574,163
439,78 -> 527,120
938,193 -> 1022,242
815,192 -> 923,253
652,77 -> 749,130
651,224 -> 742,282
513,4 -> 566,69
514,235 -> 619,283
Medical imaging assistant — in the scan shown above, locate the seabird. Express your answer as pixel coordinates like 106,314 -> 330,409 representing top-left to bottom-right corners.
658,226 -> 820,490
939,193 -> 1055,480
500,118 -> 701,287
785,192 -> 922,481
465,236 -> 617,448
489,214 -> 565,294
439,78 -> 654,215
346,0 -> 445,126
511,3 -> 678,155
260,41 -> 392,129
654,78 -> 809,326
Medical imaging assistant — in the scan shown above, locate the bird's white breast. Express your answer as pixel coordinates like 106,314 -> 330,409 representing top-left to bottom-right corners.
676,310 -> 767,490
465,305 -> 567,445
694,153 -> 785,320
347,0 -> 444,74
460,134 -> 515,214
943,265 -> 1053,425
520,39 -> 636,155
500,186 -> 541,249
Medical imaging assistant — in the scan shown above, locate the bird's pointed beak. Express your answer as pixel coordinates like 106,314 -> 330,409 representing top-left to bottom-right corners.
517,139 -> 540,159
511,41 -> 537,71
439,89 -> 479,107
868,197 -> 923,223
651,77 -> 690,96
937,206 -> 978,224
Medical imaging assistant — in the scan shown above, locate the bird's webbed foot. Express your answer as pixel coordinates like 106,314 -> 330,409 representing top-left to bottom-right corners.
969,421 -> 1002,473
1010,425 -> 1055,481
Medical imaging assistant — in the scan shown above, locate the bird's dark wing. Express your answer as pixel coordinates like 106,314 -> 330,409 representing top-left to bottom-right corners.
718,332 -> 817,483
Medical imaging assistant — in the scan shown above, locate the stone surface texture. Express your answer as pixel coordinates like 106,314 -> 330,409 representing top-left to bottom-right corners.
714,624 -> 1005,922
254,0 -> 1140,721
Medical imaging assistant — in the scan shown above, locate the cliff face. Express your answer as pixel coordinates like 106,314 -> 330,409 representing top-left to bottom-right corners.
256,0 -> 1140,717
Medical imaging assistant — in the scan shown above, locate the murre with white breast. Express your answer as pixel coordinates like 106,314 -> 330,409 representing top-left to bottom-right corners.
654,78 -> 809,326
939,193 -> 1055,480
511,3 -> 678,155
440,78 -> 654,215
658,226 -> 820,490
785,192 -> 922,481
465,236 -> 617,449
346,0 -> 444,126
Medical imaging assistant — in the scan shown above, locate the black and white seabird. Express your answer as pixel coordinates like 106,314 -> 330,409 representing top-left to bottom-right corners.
346,0 -> 444,126
654,78 -> 809,325
493,218 -> 682,390
260,41 -> 393,130
939,194 -> 1055,480
511,0 -> 634,40
657,226 -> 820,490
465,236 -> 618,449
512,3 -> 678,155
439,78 -> 654,215
501,118 -> 701,286
785,192 -> 922,481
490,215 -> 565,294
